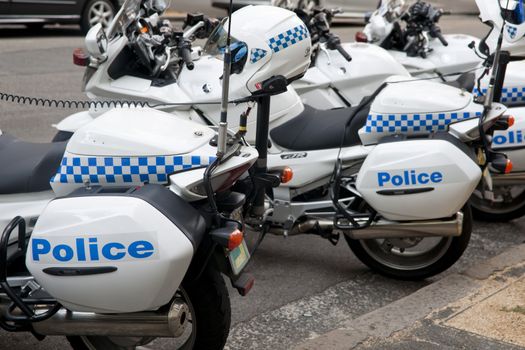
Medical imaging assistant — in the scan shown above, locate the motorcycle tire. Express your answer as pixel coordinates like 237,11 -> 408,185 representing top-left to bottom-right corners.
67,264 -> 231,350
345,204 -> 472,281
470,187 -> 525,222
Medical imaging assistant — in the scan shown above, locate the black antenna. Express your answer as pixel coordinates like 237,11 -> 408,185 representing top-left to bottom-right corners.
217,0 -> 235,157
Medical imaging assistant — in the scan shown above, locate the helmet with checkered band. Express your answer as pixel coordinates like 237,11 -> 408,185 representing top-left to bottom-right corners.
203,5 -> 311,94
476,0 -> 525,55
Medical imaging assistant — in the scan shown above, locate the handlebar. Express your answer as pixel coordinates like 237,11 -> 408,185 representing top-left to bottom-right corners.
325,33 -> 352,62
433,29 -> 448,47
335,43 -> 352,62
180,46 -> 194,70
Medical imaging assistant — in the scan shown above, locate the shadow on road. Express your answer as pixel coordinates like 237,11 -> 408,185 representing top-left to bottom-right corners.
0,24 -> 83,38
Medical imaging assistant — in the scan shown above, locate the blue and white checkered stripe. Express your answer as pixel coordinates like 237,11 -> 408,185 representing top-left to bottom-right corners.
364,111 -> 482,134
507,25 -> 518,39
250,48 -> 268,63
474,86 -> 525,103
267,25 -> 309,53
50,155 -> 216,185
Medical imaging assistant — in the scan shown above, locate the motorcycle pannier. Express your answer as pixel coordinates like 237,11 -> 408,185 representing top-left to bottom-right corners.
26,185 -> 202,313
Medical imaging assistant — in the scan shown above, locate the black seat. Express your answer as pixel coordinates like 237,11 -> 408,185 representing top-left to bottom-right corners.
0,134 -> 66,194
444,72 -> 476,92
270,104 -> 371,151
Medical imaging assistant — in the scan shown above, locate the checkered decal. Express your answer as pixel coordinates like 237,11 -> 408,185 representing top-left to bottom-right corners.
267,25 -> 309,53
473,86 -> 525,104
50,155 -> 216,185
250,48 -> 268,63
507,25 -> 518,39
364,111 -> 482,134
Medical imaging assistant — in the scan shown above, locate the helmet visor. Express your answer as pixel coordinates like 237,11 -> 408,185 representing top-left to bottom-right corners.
500,0 -> 525,25
203,19 -> 240,58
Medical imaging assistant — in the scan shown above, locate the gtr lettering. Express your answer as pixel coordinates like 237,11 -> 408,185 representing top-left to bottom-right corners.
377,170 -> 443,187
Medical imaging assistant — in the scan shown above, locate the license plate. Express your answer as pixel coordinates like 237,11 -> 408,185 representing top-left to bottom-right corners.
228,240 -> 251,276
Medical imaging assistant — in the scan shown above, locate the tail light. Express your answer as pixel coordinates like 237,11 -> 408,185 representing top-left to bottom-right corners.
73,48 -> 89,67
355,31 -> 368,43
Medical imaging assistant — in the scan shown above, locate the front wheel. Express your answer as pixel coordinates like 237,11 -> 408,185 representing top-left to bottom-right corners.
345,205 -> 472,280
67,264 -> 231,350
470,185 -> 525,222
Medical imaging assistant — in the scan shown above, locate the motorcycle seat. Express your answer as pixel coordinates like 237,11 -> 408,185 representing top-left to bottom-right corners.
443,72 -> 475,92
0,134 -> 66,195
270,104 -> 370,151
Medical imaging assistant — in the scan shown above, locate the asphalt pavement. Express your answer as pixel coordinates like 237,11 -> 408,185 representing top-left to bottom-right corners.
0,15 -> 524,350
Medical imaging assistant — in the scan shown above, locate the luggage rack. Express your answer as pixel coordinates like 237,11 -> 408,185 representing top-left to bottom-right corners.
0,216 -> 61,332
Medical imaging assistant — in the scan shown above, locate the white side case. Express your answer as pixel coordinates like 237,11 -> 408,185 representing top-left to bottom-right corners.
356,139 -> 482,221
26,195 -> 194,313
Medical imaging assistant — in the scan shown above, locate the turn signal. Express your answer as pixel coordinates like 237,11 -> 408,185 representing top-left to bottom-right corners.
355,31 -> 368,43
228,229 -> 244,251
505,159 -> 513,174
281,167 -> 293,184
73,48 -> 89,66
508,115 -> 515,128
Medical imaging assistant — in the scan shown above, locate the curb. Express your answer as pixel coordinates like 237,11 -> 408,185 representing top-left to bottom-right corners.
295,244 -> 525,350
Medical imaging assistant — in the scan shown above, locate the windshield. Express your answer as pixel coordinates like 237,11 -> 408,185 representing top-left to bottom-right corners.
203,19 -> 240,59
106,0 -> 142,38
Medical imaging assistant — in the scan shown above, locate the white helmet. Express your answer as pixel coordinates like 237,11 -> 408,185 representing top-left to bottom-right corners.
203,5 -> 311,94
477,0 -> 525,55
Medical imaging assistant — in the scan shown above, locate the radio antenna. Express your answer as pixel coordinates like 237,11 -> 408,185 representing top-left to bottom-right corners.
217,0 -> 235,157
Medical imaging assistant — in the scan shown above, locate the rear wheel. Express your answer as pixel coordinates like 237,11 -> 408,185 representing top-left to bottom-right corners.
470,185 -> 525,222
67,264 -> 231,350
345,205 -> 472,280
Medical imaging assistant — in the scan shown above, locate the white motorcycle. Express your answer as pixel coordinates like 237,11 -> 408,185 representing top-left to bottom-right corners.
54,0 -> 525,224
360,0 -> 525,103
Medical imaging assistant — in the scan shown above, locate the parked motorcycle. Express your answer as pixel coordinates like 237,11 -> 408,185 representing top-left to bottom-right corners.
271,0 -> 525,222
0,4 -> 316,349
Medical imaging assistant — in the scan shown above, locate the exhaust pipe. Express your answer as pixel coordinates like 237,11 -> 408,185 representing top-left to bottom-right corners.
346,212 -> 463,240
25,299 -> 189,337
492,172 -> 525,186
277,212 -> 463,239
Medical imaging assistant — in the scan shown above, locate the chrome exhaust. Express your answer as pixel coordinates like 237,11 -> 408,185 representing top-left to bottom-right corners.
346,212 -> 463,240
492,172 -> 525,186
25,298 -> 189,337
277,212 -> 463,239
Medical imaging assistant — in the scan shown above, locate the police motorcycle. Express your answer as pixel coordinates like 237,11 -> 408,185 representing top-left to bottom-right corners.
270,0 -> 525,222
360,0 -> 525,106
0,5 -> 319,350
